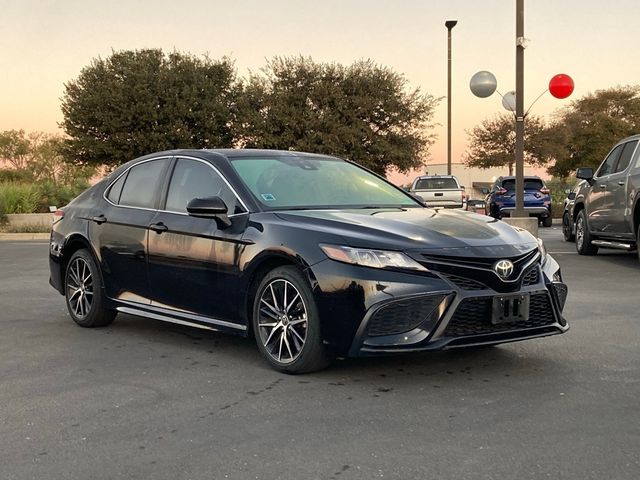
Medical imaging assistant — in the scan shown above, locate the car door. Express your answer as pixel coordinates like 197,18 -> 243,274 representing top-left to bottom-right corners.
146,157 -> 249,325
586,144 -> 623,232
601,140 -> 638,234
90,157 -> 172,304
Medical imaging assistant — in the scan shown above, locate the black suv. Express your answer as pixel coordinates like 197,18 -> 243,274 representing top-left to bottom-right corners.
569,134 -> 640,260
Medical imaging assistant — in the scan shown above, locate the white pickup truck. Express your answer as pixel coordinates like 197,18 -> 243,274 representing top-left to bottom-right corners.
409,175 -> 467,209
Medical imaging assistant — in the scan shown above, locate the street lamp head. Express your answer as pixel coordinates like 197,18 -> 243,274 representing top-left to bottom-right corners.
445,20 -> 458,30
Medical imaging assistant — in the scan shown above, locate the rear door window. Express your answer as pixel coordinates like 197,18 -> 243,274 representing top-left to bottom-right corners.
118,159 -> 169,209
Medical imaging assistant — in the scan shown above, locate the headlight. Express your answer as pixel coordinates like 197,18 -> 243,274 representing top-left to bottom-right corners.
537,238 -> 547,263
319,244 -> 427,271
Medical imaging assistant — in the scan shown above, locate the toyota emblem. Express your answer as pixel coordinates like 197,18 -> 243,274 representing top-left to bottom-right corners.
493,259 -> 514,279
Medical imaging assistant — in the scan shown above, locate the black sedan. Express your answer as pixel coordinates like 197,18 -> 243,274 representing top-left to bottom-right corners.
49,149 -> 569,373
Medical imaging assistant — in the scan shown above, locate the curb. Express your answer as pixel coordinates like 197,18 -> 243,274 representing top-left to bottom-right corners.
0,233 -> 50,241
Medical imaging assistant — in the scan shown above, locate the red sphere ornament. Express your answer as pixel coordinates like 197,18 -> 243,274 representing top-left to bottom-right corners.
549,74 -> 574,99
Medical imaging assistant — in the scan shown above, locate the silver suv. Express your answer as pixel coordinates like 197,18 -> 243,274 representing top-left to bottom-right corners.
571,134 -> 640,261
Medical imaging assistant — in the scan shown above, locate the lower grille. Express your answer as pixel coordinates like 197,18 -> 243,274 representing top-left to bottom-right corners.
443,293 -> 556,338
367,295 -> 446,337
550,282 -> 568,311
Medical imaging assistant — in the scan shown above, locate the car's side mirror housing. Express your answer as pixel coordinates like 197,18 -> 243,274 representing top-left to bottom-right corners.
186,196 -> 232,228
567,192 -> 576,200
576,167 -> 594,181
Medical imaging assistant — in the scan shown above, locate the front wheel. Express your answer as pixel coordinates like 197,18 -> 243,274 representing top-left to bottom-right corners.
575,210 -> 598,255
252,266 -> 332,374
65,249 -> 116,327
562,213 -> 575,241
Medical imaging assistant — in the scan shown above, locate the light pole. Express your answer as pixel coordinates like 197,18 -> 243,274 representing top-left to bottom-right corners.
445,20 -> 457,176
514,0 -> 525,217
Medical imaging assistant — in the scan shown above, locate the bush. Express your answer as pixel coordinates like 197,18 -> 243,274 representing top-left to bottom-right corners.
0,183 -> 40,214
0,168 -> 33,183
36,179 -> 89,210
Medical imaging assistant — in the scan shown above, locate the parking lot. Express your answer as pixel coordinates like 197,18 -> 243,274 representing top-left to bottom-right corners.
1,226 -> 639,480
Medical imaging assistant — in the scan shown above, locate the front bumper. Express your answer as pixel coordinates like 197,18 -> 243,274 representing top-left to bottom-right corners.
311,254 -> 568,357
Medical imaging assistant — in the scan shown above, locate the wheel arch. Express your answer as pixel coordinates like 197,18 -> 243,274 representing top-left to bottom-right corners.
60,234 -> 103,289
241,251 -> 316,337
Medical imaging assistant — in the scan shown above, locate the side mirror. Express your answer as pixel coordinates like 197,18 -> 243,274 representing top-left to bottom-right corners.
409,193 -> 426,205
567,192 -> 576,200
186,196 -> 231,228
576,167 -> 594,180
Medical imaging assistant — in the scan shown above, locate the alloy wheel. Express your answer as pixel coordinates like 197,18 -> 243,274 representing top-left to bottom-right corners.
66,257 -> 94,319
576,216 -> 584,250
257,279 -> 308,364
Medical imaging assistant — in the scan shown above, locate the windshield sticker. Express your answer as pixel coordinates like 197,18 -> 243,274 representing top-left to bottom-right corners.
261,193 -> 276,201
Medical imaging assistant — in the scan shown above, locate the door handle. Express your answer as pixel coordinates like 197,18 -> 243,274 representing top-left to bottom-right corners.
149,222 -> 168,233
618,181 -> 625,186
599,184 -> 606,189
91,214 -> 107,225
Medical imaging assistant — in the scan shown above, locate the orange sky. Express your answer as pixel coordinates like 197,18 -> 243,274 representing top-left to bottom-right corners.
2,0 -> 639,179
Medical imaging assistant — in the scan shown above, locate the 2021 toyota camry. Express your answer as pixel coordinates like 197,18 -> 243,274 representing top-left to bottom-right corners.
49,149 -> 569,373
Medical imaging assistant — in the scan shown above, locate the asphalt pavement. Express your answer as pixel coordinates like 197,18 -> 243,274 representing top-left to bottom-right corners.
1,228 -> 639,480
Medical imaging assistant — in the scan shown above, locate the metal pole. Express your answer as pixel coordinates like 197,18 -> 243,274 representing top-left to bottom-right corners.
445,20 -> 457,176
514,0 -> 525,217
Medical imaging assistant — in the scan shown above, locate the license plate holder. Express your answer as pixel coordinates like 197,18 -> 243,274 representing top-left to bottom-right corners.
491,293 -> 530,324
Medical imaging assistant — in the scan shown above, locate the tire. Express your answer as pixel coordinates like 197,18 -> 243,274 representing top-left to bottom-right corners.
562,213 -> 575,241
65,249 -> 116,327
252,266 -> 332,374
575,210 -> 598,256
637,227 -> 640,264
542,215 -> 553,228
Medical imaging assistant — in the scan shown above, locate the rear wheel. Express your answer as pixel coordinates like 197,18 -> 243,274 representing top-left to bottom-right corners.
252,266 -> 332,374
542,216 -> 553,228
562,213 -> 575,241
65,249 -> 116,327
575,210 -> 598,255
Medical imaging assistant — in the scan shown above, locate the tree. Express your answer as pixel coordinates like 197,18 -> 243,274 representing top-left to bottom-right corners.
236,57 -> 439,176
61,49 -> 238,166
0,130 -> 30,169
465,114 -> 555,175
546,86 -> 640,177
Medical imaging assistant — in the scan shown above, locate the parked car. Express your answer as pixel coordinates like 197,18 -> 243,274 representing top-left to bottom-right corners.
486,176 -> 553,227
561,181 -> 585,242
410,175 -> 467,209
49,149 -> 569,373
568,135 -> 640,260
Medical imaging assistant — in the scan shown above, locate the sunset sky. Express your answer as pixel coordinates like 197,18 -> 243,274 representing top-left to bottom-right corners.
2,0 -> 639,173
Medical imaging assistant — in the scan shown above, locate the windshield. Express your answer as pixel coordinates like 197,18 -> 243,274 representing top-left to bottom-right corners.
414,178 -> 459,190
230,156 -> 418,210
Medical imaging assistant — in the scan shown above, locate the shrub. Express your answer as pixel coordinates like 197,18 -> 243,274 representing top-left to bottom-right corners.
36,179 -> 89,210
0,183 -> 40,214
0,168 -> 34,183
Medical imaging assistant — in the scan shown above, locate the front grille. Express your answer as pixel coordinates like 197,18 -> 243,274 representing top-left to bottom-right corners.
421,249 -> 538,269
522,267 -> 539,286
442,273 -> 487,290
443,293 -> 555,338
367,295 -> 445,337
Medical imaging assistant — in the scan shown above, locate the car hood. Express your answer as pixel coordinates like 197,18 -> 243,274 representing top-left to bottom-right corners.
274,207 -> 538,258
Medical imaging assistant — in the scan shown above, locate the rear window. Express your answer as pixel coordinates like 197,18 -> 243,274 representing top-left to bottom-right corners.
414,178 -> 459,190
501,178 -> 544,191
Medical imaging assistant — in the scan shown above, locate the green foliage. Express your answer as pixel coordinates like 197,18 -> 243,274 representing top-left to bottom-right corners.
0,183 -> 40,214
61,49 -> 238,166
547,86 -> 640,177
465,114 -> 555,174
0,130 -> 30,169
236,57 -> 439,175
0,169 -> 34,182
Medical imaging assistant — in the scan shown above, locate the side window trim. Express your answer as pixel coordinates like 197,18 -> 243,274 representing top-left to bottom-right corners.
160,156 -> 249,217
103,156 -> 174,212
